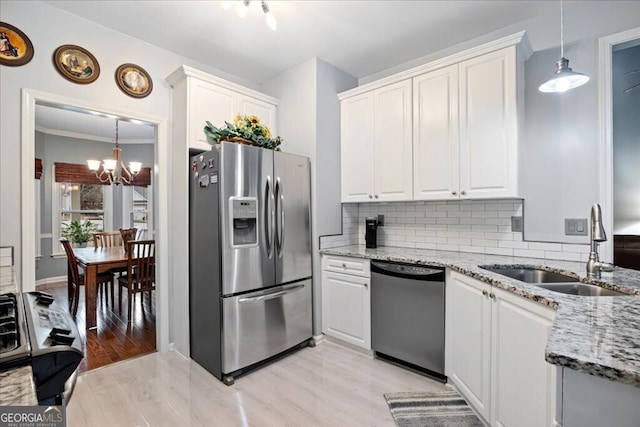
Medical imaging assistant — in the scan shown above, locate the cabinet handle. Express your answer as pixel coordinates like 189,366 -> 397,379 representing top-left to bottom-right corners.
482,290 -> 488,296
461,191 -> 467,196
368,194 -> 373,199
374,194 -> 379,199
489,293 -> 496,300
363,283 -> 368,288
452,191 -> 457,196
342,263 -> 347,269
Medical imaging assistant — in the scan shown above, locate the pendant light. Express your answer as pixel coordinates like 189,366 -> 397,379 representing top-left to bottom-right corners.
539,0 -> 589,93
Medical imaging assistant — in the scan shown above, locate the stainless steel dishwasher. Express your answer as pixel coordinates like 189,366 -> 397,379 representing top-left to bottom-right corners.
371,260 -> 446,381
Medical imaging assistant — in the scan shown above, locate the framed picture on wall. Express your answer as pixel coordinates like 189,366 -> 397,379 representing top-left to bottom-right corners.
53,44 -> 100,84
115,63 -> 153,98
0,22 -> 34,67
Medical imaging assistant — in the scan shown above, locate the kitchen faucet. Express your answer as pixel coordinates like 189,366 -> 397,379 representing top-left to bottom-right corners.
586,204 -> 615,278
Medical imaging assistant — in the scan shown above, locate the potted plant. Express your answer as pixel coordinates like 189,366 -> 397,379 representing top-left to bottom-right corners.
204,114 -> 283,150
62,220 -> 96,247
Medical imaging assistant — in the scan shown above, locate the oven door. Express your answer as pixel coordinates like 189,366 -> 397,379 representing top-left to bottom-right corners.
222,280 -> 312,374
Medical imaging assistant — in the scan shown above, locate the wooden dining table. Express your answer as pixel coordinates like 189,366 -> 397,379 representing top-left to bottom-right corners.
71,246 -> 128,330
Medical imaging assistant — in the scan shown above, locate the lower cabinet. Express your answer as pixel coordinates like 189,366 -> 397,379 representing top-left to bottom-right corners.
447,271 -> 557,427
321,255 -> 371,349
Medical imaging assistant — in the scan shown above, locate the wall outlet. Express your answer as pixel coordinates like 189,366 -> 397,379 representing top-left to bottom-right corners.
377,215 -> 384,227
511,216 -> 523,232
565,218 -> 588,236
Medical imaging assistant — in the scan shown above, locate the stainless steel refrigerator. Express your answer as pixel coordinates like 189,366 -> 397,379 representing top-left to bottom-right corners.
189,142 -> 313,385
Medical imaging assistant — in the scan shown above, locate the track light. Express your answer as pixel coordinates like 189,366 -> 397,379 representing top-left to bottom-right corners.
261,1 -> 277,31
221,0 -> 277,31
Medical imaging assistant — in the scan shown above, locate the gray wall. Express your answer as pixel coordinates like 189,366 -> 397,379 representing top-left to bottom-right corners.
263,58 -> 357,335
34,131 -> 154,280
613,44 -> 640,234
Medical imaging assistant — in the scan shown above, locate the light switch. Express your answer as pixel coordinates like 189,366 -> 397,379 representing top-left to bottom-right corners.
565,218 -> 588,236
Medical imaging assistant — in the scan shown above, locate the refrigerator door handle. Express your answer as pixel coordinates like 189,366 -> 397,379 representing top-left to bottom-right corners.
275,177 -> 285,257
265,176 -> 275,258
237,284 -> 305,304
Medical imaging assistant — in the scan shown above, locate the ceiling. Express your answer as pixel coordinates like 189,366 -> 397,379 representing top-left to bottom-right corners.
37,0 -> 562,141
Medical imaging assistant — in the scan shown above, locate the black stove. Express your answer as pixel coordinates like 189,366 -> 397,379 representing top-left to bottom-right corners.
0,291 -> 83,405
0,293 -> 30,368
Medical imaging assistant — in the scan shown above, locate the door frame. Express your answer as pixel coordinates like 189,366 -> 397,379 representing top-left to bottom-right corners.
599,26 -> 640,261
21,88 -> 170,352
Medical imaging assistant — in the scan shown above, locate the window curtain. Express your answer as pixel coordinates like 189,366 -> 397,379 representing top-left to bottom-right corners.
35,158 -> 42,179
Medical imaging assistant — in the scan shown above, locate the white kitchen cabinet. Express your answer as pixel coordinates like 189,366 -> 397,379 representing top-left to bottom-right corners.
413,47 -> 522,200
446,271 -> 556,426
458,47 -> 519,199
340,80 -> 412,202
321,255 -> 371,349
167,66 -> 278,153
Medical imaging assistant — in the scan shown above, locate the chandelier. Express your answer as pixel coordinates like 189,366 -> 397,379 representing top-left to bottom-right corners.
87,119 -> 142,185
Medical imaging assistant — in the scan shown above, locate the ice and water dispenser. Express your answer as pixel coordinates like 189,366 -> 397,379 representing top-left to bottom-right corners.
229,197 -> 258,247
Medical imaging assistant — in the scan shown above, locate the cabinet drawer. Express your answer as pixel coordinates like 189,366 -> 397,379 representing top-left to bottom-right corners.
322,255 -> 370,278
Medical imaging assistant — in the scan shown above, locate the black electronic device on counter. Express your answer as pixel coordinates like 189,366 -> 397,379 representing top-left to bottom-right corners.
365,217 -> 378,248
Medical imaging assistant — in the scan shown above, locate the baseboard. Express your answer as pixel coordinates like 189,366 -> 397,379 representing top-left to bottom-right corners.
35,275 -> 66,286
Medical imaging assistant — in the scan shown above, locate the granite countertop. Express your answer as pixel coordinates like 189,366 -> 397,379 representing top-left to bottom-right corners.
0,266 -> 38,405
320,245 -> 640,388
0,366 -> 38,406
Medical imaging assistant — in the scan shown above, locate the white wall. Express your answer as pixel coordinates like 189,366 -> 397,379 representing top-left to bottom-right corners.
263,58 -> 357,334
0,0 -> 259,356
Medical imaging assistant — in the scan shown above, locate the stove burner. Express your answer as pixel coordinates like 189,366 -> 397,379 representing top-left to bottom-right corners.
0,294 -> 19,354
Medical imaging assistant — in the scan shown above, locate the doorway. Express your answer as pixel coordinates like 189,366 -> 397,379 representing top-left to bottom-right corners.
599,27 -> 640,263
21,89 -> 170,367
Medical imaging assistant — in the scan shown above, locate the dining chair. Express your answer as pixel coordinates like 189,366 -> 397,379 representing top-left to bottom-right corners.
92,231 -> 122,248
118,240 -> 155,321
60,238 -> 114,317
119,228 -> 138,252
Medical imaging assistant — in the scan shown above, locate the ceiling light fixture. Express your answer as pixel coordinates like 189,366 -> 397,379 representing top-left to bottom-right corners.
87,119 -> 142,185
539,0 -> 589,93
222,0 -> 277,31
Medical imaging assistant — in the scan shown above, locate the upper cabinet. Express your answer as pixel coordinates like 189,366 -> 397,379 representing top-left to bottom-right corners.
341,80 -> 413,202
167,66 -> 278,153
340,32 -> 530,203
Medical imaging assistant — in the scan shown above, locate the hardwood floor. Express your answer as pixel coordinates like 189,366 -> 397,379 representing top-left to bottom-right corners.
36,281 -> 156,373
67,340 -> 449,426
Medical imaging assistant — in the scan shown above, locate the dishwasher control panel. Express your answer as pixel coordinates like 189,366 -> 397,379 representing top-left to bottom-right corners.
371,261 -> 444,278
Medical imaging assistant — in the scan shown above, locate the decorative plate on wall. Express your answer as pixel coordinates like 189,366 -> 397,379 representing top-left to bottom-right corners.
0,22 -> 34,66
115,63 -> 153,98
53,44 -> 100,84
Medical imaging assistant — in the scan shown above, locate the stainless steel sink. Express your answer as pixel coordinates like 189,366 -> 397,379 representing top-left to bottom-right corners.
479,266 -> 579,283
534,283 -> 626,296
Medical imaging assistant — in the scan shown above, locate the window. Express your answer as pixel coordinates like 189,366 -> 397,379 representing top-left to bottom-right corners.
51,165 -> 113,256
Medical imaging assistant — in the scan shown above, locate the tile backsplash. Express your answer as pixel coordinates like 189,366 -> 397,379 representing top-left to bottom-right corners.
320,200 -> 590,263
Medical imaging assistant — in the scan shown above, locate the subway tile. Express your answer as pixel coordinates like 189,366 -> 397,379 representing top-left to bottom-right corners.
513,249 -> 546,259
425,211 -> 448,218
485,218 -> 511,226
460,245 -> 484,254
446,225 -> 472,232
436,243 -> 460,252
484,232 -> 514,241
437,231 -> 460,238
472,239 -> 499,248
446,211 -> 472,218
436,217 -> 460,225
437,204 -> 460,211
415,242 -> 437,250
460,218 -> 487,225
499,240 -> 529,249
447,238 -> 472,245
528,242 -> 563,252
460,204 -> 486,211
561,243 -> 590,254
464,231 -> 487,239
485,247 -> 514,256
471,225 -> 499,232
472,211 -> 499,218
544,251 -> 582,262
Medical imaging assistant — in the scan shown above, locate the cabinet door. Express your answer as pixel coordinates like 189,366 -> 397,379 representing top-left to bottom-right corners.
459,47 -> 518,199
373,80 -> 413,201
491,287 -> 556,427
191,79 -> 236,149
321,270 -> 371,349
447,272 -> 492,422
341,92 -> 375,202
413,65 -> 459,200
238,95 -> 277,135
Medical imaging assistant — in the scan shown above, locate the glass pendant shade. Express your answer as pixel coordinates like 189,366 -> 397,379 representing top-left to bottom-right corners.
102,159 -> 117,171
87,159 -> 101,171
129,162 -> 143,174
539,57 -> 590,93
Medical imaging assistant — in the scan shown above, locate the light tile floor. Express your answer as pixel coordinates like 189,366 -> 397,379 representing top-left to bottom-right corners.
67,340 -> 448,426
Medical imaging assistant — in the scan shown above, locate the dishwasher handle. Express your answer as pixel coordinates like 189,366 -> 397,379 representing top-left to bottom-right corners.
371,261 -> 444,280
